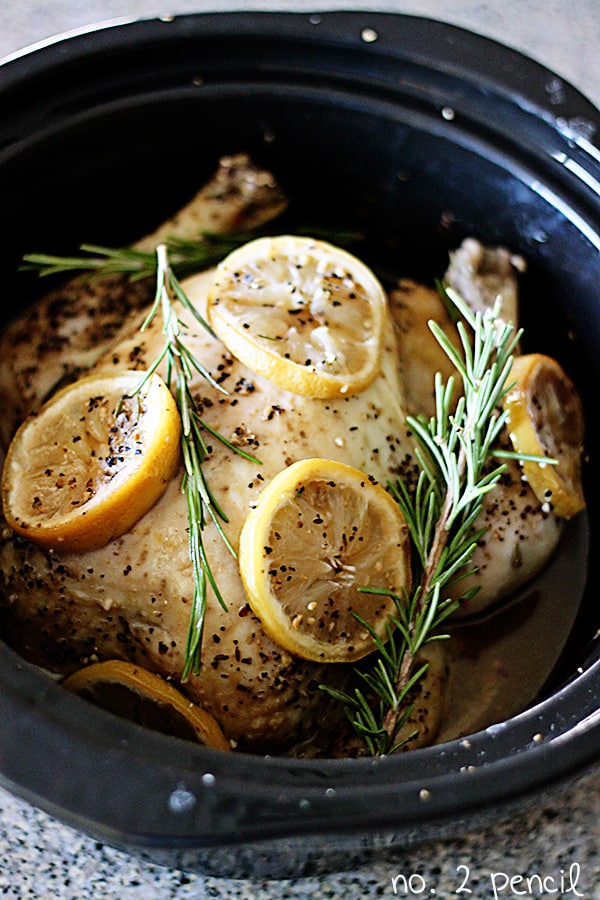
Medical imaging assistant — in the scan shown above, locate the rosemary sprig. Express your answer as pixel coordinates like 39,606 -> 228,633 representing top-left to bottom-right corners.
20,227 -> 362,283
19,235 -> 260,282
134,244 -> 259,679
324,287 -> 530,755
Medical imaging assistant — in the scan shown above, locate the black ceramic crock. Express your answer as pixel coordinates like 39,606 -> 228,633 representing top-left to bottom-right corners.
1,11 -> 599,877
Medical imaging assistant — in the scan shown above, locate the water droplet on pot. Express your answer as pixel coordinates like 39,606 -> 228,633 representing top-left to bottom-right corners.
545,77 -> 566,105
530,229 -> 548,244
361,27 -> 378,43
169,783 -> 197,813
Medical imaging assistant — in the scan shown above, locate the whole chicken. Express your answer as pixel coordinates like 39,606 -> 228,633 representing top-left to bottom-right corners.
0,161 -> 571,754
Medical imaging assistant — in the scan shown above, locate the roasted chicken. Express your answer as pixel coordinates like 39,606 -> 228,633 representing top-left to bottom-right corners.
0,158 -> 574,753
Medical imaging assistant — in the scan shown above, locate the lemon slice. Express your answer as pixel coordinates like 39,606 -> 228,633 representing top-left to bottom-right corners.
207,235 -> 387,398
238,457 -> 411,663
63,660 -> 230,750
2,371 -> 181,553
503,353 -> 585,518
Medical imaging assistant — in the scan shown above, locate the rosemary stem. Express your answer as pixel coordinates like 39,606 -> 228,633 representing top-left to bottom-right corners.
381,453 -> 461,741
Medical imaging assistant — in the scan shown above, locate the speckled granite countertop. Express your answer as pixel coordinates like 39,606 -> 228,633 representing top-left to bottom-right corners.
2,2 -> 600,897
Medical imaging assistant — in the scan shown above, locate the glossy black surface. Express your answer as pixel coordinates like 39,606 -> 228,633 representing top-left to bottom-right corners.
0,11 -> 599,876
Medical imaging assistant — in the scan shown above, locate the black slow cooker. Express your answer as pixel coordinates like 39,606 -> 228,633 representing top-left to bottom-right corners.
0,11 -> 599,877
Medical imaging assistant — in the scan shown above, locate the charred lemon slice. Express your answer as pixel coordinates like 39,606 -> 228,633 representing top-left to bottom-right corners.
503,353 -> 585,518
2,371 -> 181,553
63,660 -> 230,750
238,457 -> 411,663
207,235 -> 387,398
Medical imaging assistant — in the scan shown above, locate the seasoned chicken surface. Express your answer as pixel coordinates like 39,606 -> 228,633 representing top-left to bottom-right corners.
0,154 -> 288,450
450,455 -> 562,617
0,269 -> 409,751
0,160 -> 568,753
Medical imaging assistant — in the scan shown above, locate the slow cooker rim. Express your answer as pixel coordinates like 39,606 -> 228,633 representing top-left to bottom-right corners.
0,9 -> 599,852
1,631 -> 600,846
